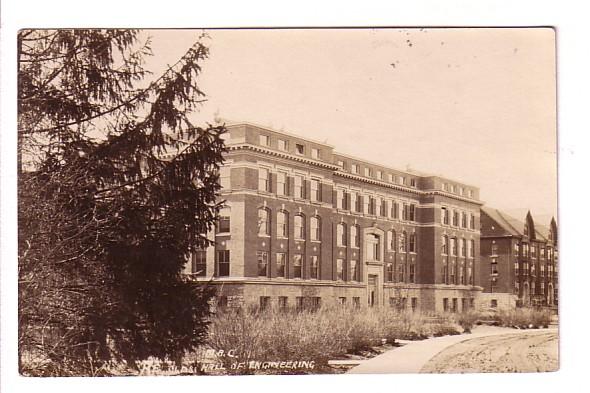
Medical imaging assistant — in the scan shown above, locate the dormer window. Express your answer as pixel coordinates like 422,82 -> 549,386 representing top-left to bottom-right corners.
295,143 -> 304,155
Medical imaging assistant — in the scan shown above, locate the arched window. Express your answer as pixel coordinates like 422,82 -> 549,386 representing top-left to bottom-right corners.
441,235 -> 448,255
399,232 -> 407,253
350,225 -> 360,248
409,233 -> 416,253
258,207 -> 270,236
277,211 -> 289,238
310,216 -> 321,241
387,230 -> 395,251
294,214 -> 305,240
337,223 -> 347,246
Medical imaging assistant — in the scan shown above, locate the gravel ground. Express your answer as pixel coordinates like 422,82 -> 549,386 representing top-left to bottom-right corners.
420,331 -> 558,373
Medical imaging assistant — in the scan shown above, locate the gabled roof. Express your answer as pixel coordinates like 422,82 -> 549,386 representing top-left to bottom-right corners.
481,206 -> 523,237
481,206 -> 555,242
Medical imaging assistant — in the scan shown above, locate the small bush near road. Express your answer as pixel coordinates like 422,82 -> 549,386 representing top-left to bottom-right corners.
493,308 -> 552,329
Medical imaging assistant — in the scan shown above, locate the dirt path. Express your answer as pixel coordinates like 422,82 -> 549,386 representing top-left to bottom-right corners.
420,331 -> 558,373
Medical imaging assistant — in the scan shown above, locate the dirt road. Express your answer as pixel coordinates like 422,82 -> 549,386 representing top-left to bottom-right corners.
421,330 -> 558,373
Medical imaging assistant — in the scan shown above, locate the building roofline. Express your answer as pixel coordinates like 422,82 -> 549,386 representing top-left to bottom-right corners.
224,120 -> 336,148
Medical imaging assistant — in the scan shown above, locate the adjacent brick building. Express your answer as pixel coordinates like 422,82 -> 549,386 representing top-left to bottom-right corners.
185,122 -> 484,313
479,207 -> 558,308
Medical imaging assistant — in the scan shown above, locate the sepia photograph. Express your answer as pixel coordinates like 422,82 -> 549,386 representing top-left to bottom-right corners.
13,26 -> 559,377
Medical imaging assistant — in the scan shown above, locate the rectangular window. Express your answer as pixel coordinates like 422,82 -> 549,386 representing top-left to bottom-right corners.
470,213 -> 475,229
295,143 -> 304,155
351,225 -> 359,248
277,171 -> 287,196
410,178 -> 417,187
409,204 -> 416,221
443,298 -> 449,312
393,201 -> 399,219
451,238 -> 457,256
379,198 -> 387,216
257,251 -> 268,277
376,170 -> 383,180
399,176 -> 405,185
278,296 -> 288,310
258,168 -> 270,192
351,163 -> 359,174
296,297 -> 304,311
491,244 -> 498,256
310,255 -> 319,279
389,173 -> 395,183
311,148 -> 320,159
460,238 -> 466,257
278,139 -> 288,152
470,240 -> 475,257
352,297 -> 361,308
386,262 -> 394,282
402,203 -> 409,221
336,189 -> 344,209
293,254 -> 303,278
216,250 -> 230,277
338,297 -> 347,305
409,264 -> 415,283
452,210 -> 459,226
411,297 -> 418,312
191,250 -> 207,276
219,167 -> 230,189
294,175 -> 304,198
442,207 -> 449,225
259,134 -> 270,146
217,208 -> 230,233
350,260 -> 358,281
276,253 -> 286,278
409,234 -> 416,253
490,299 -> 498,308
363,195 -> 370,214
336,259 -> 344,281
461,212 -> 467,228
310,179 -> 320,201
336,160 -> 344,169
364,167 -> 372,177
259,296 -> 271,310
452,298 -> 458,312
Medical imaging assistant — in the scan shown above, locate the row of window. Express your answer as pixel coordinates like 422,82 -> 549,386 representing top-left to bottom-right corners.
259,134 -> 323,160
258,207 -> 418,253
336,161 -> 418,187
510,242 -> 556,260
336,189 -> 417,221
441,258 -> 474,285
441,207 -> 476,229
513,261 -> 555,277
441,183 -> 474,198
441,236 -> 476,258
442,297 -> 475,312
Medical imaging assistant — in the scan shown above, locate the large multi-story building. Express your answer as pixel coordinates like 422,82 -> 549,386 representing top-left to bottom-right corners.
479,207 -> 558,309
184,122 -> 484,313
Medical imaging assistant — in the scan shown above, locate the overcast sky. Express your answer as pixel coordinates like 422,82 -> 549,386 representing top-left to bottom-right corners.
145,28 -> 557,220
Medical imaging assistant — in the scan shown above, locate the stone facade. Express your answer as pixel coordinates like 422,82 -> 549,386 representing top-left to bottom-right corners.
185,122 -> 484,312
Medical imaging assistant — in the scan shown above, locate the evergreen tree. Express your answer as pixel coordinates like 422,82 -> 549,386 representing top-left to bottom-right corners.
18,29 -> 225,375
